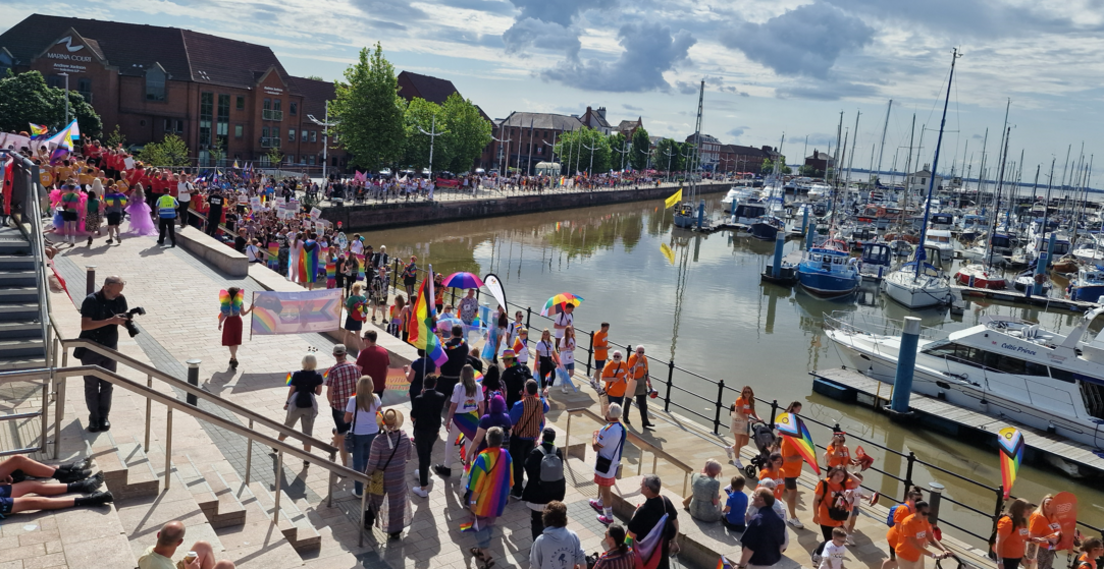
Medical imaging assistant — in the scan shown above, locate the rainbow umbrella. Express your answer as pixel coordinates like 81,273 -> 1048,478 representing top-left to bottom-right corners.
541,293 -> 584,316
443,272 -> 484,289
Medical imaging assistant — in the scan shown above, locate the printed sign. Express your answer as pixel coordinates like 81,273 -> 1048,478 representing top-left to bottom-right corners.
250,289 -> 342,335
309,207 -> 321,219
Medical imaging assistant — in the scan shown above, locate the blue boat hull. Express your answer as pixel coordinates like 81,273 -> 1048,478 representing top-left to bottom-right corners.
1070,284 -> 1104,303
797,268 -> 861,297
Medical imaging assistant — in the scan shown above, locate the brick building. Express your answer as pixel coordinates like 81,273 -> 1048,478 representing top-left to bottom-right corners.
0,14 -> 346,169
718,144 -> 781,173
489,112 -> 584,174
685,133 -> 722,170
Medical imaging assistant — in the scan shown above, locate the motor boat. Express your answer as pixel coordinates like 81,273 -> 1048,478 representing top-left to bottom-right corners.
824,308 -> 1104,453
954,264 -> 1007,289
733,201 -> 768,226
796,240 -> 861,297
1068,266 -> 1104,303
924,230 -> 955,263
807,182 -> 832,200
857,242 -> 892,282
749,216 -> 786,241
721,187 -> 763,213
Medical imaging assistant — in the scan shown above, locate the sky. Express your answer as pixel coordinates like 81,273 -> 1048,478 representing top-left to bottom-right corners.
7,0 -> 1104,183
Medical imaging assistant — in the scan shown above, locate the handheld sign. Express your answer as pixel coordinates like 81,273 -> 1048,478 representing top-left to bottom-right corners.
1052,492 -> 1078,551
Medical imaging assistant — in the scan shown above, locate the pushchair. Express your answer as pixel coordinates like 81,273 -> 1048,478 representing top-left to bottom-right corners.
743,420 -> 777,479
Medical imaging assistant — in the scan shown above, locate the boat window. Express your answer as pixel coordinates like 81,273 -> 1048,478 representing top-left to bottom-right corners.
1022,360 -> 1050,377
1079,381 -> 1104,420
1049,367 -> 1077,383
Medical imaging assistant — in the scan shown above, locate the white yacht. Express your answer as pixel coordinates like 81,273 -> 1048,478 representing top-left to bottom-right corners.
721,187 -> 763,213
923,230 -> 955,263
807,182 -> 832,200
825,308 -> 1104,452
881,246 -> 953,309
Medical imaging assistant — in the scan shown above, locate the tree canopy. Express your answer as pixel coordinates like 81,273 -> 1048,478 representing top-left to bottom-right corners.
331,43 -> 405,171
137,134 -> 190,167
630,127 -> 651,170
0,70 -> 101,138
553,127 -> 611,175
653,138 -> 685,172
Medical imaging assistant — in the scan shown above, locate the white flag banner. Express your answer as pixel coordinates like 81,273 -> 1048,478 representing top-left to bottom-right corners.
250,289 -> 342,335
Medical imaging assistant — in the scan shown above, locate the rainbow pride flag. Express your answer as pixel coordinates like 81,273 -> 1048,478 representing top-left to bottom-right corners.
325,261 -> 337,289
406,267 -> 447,368
354,253 -> 366,282
267,243 -> 280,270
459,521 -> 475,533
775,412 -> 820,475
997,426 -> 1023,499
28,123 -> 48,137
466,447 -> 512,517
285,369 -> 329,385
299,241 -> 319,283
454,410 -> 480,440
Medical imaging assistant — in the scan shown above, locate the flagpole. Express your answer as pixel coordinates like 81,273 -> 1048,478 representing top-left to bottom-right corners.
249,291 -> 256,341
424,265 -> 433,387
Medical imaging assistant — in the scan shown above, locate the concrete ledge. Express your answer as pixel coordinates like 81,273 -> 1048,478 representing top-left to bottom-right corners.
177,228 -> 248,277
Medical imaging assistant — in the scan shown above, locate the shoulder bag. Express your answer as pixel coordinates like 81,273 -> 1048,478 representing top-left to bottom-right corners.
368,432 -> 400,496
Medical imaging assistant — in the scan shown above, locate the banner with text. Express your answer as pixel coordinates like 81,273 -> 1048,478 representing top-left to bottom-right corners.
250,289 -> 342,336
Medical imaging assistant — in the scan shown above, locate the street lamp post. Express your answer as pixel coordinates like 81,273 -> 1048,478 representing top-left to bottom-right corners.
417,115 -> 442,197
307,100 -> 336,181
582,141 -> 597,181
59,72 -> 70,127
491,132 -> 510,183
664,145 -> 676,184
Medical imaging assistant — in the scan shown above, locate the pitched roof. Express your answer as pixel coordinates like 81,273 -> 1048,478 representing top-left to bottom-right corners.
0,14 -> 293,91
397,71 -> 459,105
618,119 -> 641,130
288,76 -> 336,119
500,112 -> 584,131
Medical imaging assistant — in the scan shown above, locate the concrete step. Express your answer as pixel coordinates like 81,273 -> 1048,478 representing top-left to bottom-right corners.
245,477 -> 322,555
188,457 -> 248,529
0,337 -> 46,359
0,254 -> 35,270
0,270 -> 38,287
0,286 -> 42,303
211,469 -> 308,569
0,319 -> 44,339
93,434 -> 160,500
0,302 -> 42,320
0,238 -> 32,256
0,355 -> 48,371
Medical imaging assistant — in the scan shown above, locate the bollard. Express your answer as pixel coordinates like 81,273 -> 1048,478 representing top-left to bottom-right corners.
186,359 -> 201,406
1032,252 -> 1048,297
890,317 -> 922,414
1047,233 -> 1057,262
697,199 -> 705,230
86,266 -> 96,295
772,233 -> 785,278
802,207 -> 809,235
805,224 -> 814,251
927,482 -> 946,526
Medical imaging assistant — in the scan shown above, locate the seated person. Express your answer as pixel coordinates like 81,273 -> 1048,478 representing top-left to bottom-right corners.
683,458 -> 724,522
139,521 -> 235,569
1,455 -> 94,484
722,475 -> 748,532
0,456 -> 110,518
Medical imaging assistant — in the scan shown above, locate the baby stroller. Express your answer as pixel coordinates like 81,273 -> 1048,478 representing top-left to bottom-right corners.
743,420 -> 776,479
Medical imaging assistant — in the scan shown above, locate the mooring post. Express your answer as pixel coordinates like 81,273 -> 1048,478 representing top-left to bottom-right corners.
890,317 -> 922,414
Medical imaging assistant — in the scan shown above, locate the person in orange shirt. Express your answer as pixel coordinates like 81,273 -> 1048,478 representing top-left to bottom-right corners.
812,467 -> 850,541
601,350 -> 629,410
1075,538 -> 1103,569
624,345 -> 653,429
1029,495 -> 1065,569
779,401 -> 804,527
896,501 -> 950,569
883,487 -> 924,569
758,452 -> 785,500
592,322 -> 610,381
825,431 -> 855,470
726,386 -> 761,469
995,499 -> 1032,569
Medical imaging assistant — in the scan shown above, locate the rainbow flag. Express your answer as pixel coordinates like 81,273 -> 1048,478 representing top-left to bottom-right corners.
459,521 -> 475,533
775,412 -> 820,475
28,123 -> 48,137
267,243 -> 280,270
354,253 -> 366,281
634,510 -> 669,569
406,268 -> 447,368
997,426 -> 1023,499
454,410 -> 480,440
325,261 -> 337,288
46,120 -> 78,164
716,556 -> 734,569
299,241 -> 319,283
286,369 -> 328,385
103,192 -> 128,209
252,309 -> 279,334
466,447 -> 512,517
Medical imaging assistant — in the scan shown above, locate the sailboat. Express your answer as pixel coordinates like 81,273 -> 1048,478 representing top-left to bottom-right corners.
674,81 -> 705,229
881,49 -> 960,309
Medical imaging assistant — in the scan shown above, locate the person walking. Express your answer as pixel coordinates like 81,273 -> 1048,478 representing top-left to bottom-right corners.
601,351 -> 628,421
738,488 -> 788,569
405,349 -> 437,402
500,349 -> 533,409
780,401 -> 805,527
434,365 -> 484,477
438,325 -> 469,399
1029,495 -> 1065,569
77,275 -> 128,432
155,191 -> 179,247
355,330 -> 394,398
277,354 -> 324,461
882,487 -> 923,569
509,379 -> 549,499
217,288 -> 252,370
535,329 -> 556,389
727,386 -> 761,468
552,303 -> 574,349
558,326 -> 578,394
344,376 -> 381,498
627,474 -> 680,569
366,408 -> 412,539
530,501 -> 586,569
410,374 -> 446,498
895,501 -> 950,569
103,185 -> 127,245
458,289 -> 479,335
522,427 -> 566,539
589,403 -> 627,525
512,328 -> 530,371
482,311 -> 507,365
625,345 -> 654,429
994,499 -> 1031,569
343,283 -> 367,353
401,256 -> 418,301
84,187 -> 102,246
324,344 -> 359,466
466,426 -> 513,569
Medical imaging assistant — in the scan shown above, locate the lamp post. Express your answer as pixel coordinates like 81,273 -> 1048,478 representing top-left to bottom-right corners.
612,140 -> 630,173
59,72 -> 70,127
663,144 -> 676,184
491,132 -> 510,182
582,141 -> 597,181
307,100 -> 336,181
417,115 -> 442,197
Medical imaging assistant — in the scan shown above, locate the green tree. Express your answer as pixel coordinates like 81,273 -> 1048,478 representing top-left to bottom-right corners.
208,137 -> 225,167
331,43 -> 405,171
104,124 -> 126,149
553,127 -> 611,175
763,156 -> 792,175
266,145 -> 284,168
630,127 -> 651,170
137,134 -> 190,167
441,93 -> 492,173
0,70 -> 102,137
402,97 -> 448,171
608,132 -> 628,171
654,138 -> 683,173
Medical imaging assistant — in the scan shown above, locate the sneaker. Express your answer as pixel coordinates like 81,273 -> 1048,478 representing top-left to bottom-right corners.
846,534 -> 855,546
413,468 -> 419,480
411,486 -> 429,498
432,464 -> 452,477
811,553 -> 823,567
734,458 -> 744,469
106,238 -> 113,244
725,446 -> 735,461
589,499 -> 604,513
561,386 -> 568,394
787,517 -> 804,529
597,514 -> 615,525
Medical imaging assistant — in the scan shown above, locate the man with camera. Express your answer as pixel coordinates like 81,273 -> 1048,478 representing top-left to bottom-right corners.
77,275 -> 131,433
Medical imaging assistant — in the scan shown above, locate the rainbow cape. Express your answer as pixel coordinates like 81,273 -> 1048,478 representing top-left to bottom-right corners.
997,426 -> 1023,499
354,253 -> 366,281
454,410 -> 480,440
325,261 -> 337,288
406,268 -> 447,368
466,448 -> 513,517
299,241 -> 319,283
219,289 -> 243,317
103,192 -> 128,209
775,412 -> 820,475
267,243 -> 280,270
633,510 -> 669,569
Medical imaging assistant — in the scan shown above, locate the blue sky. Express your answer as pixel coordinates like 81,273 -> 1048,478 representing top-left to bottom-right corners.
7,0 -> 1104,181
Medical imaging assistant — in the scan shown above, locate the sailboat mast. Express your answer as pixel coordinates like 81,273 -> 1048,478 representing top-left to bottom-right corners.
829,111 -> 844,229
987,127 -> 1011,267
875,99 -> 893,183
847,110 -> 860,195
916,48 -> 961,278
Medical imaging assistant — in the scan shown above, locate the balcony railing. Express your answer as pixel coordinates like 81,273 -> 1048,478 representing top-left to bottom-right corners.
262,109 -> 283,121
260,137 -> 281,148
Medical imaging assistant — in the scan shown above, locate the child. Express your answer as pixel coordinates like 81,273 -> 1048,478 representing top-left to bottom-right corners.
721,475 -> 748,532
1076,537 -> 1103,569
844,472 -> 870,545
816,527 -> 849,569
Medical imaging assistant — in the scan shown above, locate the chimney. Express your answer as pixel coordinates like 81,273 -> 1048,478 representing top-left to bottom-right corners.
597,107 -> 606,120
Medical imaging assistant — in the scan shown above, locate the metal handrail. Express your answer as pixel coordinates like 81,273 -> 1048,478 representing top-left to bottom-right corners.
563,406 -> 695,497
58,339 -> 337,455
1,364 -> 377,546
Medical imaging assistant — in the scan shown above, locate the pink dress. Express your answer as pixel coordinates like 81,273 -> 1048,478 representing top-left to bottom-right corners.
125,198 -> 157,236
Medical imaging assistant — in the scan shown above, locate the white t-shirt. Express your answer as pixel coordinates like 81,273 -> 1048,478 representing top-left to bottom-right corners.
451,383 -> 481,414
245,244 -> 262,263
350,240 -> 364,255
593,422 -> 625,478
345,395 -> 381,436
536,340 -> 554,358
818,541 -> 847,569
178,181 -> 192,202
554,313 -> 573,338
560,338 -> 575,366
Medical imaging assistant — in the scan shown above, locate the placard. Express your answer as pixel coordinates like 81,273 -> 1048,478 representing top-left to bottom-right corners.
310,207 -> 321,219
123,157 -> 135,170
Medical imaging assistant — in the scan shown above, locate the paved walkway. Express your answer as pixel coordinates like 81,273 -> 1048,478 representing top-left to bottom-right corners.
42,230 -> 994,569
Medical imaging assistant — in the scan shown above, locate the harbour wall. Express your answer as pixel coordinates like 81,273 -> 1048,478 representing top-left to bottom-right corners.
319,182 -> 730,230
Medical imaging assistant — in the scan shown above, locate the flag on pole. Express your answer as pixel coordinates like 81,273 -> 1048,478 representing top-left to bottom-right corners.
997,426 -> 1024,499
407,266 -> 448,368
68,120 -> 80,142
46,121 -> 78,164
28,123 -> 48,137
233,159 -> 240,169
664,188 -> 683,209
775,412 -> 820,475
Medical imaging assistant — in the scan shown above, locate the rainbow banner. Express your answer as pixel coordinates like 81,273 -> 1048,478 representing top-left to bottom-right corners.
250,289 -> 342,335
466,448 -> 512,517
775,412 -> 820,475
997,426 -> 1024,499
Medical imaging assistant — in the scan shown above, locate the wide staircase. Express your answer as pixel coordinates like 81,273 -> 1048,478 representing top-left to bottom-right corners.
0,225 -> 44,371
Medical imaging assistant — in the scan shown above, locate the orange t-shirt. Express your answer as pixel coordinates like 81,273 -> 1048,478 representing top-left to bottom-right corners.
593,331 -> 609,361
895,513 -> 933,562
996,516 -> 1029,559
626,353 -> 648,380
780,437 -> 803,478
815,480 -> 847,527
601,361 -> 628,397
732,396 -> 753,419
1028,511 -> 1061,543
758,467 -> 784,498
1077,554 -> 1097,569
886,503 -> 915,548
826,443 -> 851,468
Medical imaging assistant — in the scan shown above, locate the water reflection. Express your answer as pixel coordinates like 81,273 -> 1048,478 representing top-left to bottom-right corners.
356,193 -> 1104,534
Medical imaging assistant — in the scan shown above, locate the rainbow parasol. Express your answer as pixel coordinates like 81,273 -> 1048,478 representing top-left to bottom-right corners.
443,272 -> 484,289
540,293 -> 584,316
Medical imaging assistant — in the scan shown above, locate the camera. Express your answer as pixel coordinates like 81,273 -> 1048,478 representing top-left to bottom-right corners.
122,307 -> 146,337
